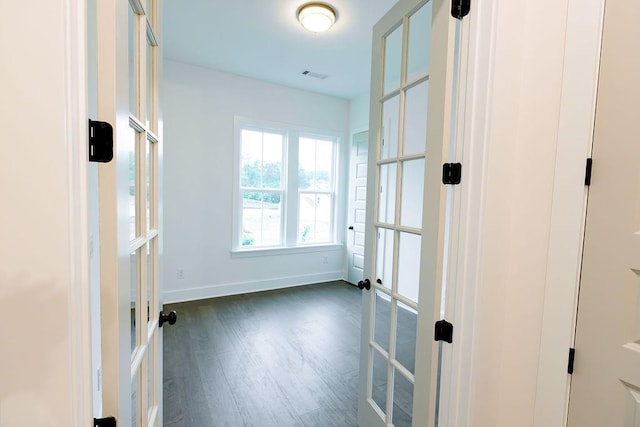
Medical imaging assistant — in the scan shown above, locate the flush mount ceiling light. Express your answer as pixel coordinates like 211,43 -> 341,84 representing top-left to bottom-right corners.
297,3 -> 337,33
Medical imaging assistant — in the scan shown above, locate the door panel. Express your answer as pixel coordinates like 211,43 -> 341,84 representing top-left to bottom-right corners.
567,0 -> 640,424
358,0 -> 457,426
97,0 -> 163,425
348,131 -> 369,284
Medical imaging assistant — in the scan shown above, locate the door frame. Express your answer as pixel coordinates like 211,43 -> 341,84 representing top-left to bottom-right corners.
65,0 -> 94,424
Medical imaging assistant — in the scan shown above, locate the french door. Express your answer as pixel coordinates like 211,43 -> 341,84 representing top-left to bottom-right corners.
96,1 -> 164,425
567,0 -> 640,424
357,0 -> 459,426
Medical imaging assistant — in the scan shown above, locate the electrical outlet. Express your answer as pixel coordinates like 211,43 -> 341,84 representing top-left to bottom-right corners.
322,256 -> 328,264
177,269 -> 184,279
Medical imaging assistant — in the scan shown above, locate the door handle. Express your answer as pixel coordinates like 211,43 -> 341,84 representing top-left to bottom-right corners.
348,225 -> 354,230
159,310 -> 177,327
357,279 -> 371,290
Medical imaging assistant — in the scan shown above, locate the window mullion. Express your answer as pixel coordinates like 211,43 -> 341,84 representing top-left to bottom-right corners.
286,131 -> 299,247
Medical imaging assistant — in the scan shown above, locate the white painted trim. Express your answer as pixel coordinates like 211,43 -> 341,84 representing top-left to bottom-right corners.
162,271 -> 346,303
63,0 -> 93,424
155,0 -> 165,424
351,125 -> 369,136
438,0 -> 498,425
532,0 -> 605,425
230,243 -> 343,258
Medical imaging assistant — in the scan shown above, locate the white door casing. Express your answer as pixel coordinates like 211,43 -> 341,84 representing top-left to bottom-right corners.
357,0 -> 459,425
96,0 -> 163,425
567,0 -> 640,424
347,130 -> 369,285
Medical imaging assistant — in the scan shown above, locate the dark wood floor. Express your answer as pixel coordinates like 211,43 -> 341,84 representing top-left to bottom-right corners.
163,281 -> 363,427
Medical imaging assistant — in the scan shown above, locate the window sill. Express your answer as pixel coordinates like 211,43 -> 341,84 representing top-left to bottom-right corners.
230,243 -> 344,258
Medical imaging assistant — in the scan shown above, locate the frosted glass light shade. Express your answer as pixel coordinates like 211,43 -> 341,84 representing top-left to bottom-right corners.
298,4 -> 337,33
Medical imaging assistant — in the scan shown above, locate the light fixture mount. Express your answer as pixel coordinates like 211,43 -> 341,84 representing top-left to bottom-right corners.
297,3 -> 337,33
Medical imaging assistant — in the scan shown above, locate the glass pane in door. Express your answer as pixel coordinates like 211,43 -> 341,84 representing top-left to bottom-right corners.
383,24 -> 403,94
128,4 -> 136,115
147,334 -> 155,419
392,371 -> 414,427
406,1 -> 432,82
127,127 -> 137,241
376,228 -> 394,289
130,249 -> 139,355
381,95 -> 400,160
400,159 -> 425,228
145,35 -> 153,128
146,241 -> 154,325
397,232 -> 421,303
395,301 -> 417,374
378,163 -> 397,224
374,290 -> 391,352
403,80 -> 429,156
132,370 -> 139,427
145,139 -> 151,232
372,349 -> 388,414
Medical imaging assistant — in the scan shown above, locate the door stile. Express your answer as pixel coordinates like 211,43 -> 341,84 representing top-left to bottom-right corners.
96,0 -> 132,421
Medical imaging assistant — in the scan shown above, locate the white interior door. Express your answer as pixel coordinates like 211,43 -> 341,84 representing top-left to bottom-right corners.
567,0 -> 640,425
357,0 -> 458,425
96,1 -> 164,426
347,130 -> 369,285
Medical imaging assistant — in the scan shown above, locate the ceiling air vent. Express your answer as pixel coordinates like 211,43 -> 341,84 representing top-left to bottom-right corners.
302,70 -> 328,80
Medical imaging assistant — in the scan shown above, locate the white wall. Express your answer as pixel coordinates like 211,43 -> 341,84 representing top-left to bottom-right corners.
163,60 -> 350,302
349,92 -> 370,135
0,0 -> 91,425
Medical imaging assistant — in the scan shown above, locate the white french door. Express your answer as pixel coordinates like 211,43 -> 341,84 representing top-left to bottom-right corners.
347,130 -> 369,285
96,1 -> 164,426
567,0 -> 640,424
357,0 -> 459,426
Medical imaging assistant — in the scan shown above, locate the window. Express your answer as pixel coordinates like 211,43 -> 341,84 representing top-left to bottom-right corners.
239,129 -> 285,247
298,136 -> 335,244
234,118 -> 340,251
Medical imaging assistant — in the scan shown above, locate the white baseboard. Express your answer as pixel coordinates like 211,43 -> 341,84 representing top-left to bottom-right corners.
162,270 -> 347,303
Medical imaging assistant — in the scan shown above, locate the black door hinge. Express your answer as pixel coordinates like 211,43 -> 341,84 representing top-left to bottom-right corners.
89,119 -> 114,163
94,416 -> 116,427
584,158 -> 593,186
434,319 -> 453,343
442,163 -> 462,185
568,348 -> 576,374
451,0 -> 470,19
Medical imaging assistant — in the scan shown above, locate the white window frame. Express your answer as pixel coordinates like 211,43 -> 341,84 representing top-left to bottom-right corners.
232,117 -> 343,255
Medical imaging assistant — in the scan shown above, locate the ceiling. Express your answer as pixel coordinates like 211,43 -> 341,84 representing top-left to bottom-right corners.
163,0 -> 397,100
